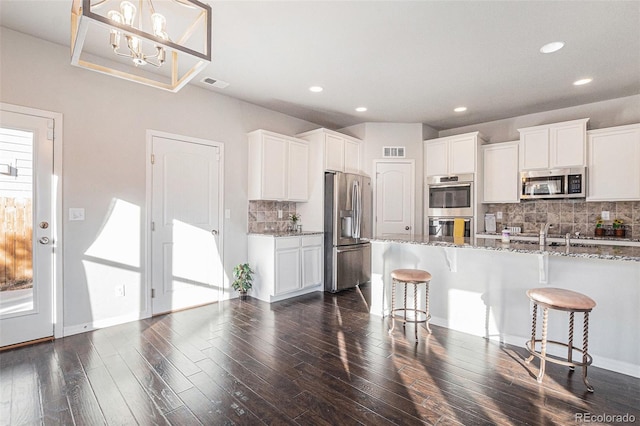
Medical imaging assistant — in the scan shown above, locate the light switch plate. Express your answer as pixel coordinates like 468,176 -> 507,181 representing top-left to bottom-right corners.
69,208 -> 85,221
601,211 -> 610,220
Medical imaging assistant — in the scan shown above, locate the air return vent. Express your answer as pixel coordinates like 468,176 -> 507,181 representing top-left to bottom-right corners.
200,77 -> 230,89
382,146 -> 406,158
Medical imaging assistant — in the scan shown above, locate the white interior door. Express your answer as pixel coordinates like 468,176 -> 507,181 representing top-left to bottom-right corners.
150,134 -> 223,315
375,161 -> 414,236
0,110 -> 53,347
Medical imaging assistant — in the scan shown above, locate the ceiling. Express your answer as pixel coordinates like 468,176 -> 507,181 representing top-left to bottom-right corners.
1,0 -> 639,130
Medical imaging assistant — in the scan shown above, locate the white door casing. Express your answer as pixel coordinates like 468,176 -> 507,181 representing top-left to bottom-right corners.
374,160 -> 415,237
148,131 -> 224,315
0,105 -> 62,347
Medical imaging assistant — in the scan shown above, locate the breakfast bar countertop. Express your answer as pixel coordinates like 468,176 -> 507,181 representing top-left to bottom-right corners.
371,234 -> 640,262
248,231 -> 324,238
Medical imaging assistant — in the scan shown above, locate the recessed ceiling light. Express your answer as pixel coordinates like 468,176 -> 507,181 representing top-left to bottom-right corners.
540,41 -> 565,54
355,107 -> 367,112
454,106 -> 467,113
573,78 -> 593,86
309,86 -> 323,93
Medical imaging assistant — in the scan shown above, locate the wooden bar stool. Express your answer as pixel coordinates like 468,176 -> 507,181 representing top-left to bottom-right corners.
388,269 -> 432,341
525,287 -> 596,392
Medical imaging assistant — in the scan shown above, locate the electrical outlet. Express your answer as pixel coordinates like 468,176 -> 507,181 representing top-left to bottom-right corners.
601,211 -> 610,220
115,285 -> 125,297
496,211 -> 503,220
277,209 -> 283,219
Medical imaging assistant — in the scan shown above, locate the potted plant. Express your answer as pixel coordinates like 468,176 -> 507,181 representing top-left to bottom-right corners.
232,263 -> 254,300
594,217 -> 605,237
613,219 -> 625,238
289,212 -> 301,232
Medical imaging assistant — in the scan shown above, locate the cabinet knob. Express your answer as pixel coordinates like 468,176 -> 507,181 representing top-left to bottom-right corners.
211,229 -> 219,236
405,226 -> 410,230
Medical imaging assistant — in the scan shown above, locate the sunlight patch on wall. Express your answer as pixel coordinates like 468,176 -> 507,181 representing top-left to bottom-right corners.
448,288 -> 497,337
85,198 -> 141,268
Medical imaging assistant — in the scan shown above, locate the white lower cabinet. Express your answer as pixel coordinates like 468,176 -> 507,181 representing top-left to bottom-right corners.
248,234 -> 323,302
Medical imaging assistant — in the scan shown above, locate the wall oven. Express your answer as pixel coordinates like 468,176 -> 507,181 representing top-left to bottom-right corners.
426,174 -> 474,217
428,217 -> 472,238
520,167 -> 585,200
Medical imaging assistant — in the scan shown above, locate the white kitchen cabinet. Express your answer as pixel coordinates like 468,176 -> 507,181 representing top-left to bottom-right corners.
248,129 -> 309,201
424,132 -> 482,177
298,128 -> 362,173
324,133 -> 345,172
343,139 -> 361,173
482,141 -> 519,203
301,236 -> 323,288
519,118 -> 588,170
274,237 -> 301,295
248,234 -> 323,302
587,124 -> 640,201
287,140 -> 309,201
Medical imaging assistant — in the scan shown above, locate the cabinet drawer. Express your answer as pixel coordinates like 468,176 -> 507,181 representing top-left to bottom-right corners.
302,235 -> 323,247
276,236 -> 300,250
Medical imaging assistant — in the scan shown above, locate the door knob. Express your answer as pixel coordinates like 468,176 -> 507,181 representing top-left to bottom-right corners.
211,229 -> 219,236
405,226 -> 410,230
39,237 -> 50,245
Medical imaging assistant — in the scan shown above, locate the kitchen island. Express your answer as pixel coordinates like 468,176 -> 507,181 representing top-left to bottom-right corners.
370,234 -> 640,378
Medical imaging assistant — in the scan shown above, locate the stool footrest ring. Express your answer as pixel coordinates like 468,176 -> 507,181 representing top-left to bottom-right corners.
525,339 -> 593,368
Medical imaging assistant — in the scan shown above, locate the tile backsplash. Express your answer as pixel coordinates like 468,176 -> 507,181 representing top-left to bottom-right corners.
484,200 -> 640,239
248,201 -> 298,233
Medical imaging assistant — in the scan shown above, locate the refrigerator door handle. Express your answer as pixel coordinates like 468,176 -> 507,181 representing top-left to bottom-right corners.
352,180 -> 361,239
337,245 -> 367,253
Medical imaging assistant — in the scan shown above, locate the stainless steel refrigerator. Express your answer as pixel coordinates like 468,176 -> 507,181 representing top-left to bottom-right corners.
324,172 -> 372,293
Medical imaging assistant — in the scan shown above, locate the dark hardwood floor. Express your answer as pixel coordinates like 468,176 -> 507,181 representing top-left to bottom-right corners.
1,283 -> 639,425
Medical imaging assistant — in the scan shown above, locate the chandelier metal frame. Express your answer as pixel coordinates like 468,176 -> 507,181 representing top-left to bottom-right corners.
71,0 -> 212,92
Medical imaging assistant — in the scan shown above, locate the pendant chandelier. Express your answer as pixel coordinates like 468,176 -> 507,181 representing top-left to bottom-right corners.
71,0 -> 211,92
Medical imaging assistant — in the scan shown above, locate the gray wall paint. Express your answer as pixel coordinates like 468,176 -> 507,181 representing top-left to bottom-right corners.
0,28 -> 317,331
439,95 -> 640,143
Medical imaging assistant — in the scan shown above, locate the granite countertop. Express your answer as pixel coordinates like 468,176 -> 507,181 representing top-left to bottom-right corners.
248,231 -> 324,237
371,234 -> 640,262
477,231 -> 640,245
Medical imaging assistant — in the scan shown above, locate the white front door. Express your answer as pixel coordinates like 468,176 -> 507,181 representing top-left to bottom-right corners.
0,110 -> 53,347
150,133 -> 223,315
375,161 -> 414,236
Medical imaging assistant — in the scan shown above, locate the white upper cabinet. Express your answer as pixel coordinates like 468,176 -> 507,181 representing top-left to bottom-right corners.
519,118 -> 588,170
287,140 -> 309,201
298,128 -> 362,174
343,139 -> 361,173
587,124 -> 640,201
482,141 -> 519,203
324,133 -> 345,172
248,129 -> 309,201
424,132 -> 482,177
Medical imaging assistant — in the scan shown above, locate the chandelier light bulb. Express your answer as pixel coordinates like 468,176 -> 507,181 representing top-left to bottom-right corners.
151,13 -> 166,38
120,1 -> 136,26
107,10 -> 123,48
108,10 -> 123,24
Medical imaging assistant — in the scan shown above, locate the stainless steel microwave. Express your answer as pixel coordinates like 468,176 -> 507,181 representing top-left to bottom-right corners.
520,167 -> 586,200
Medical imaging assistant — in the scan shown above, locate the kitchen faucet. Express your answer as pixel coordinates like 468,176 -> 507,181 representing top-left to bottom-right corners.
539,223 -> 552,246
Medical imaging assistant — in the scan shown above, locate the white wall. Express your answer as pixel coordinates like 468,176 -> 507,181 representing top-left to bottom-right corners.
0,28 -> 318,332
341,122 -> 424,234
439,95 -> 640,143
